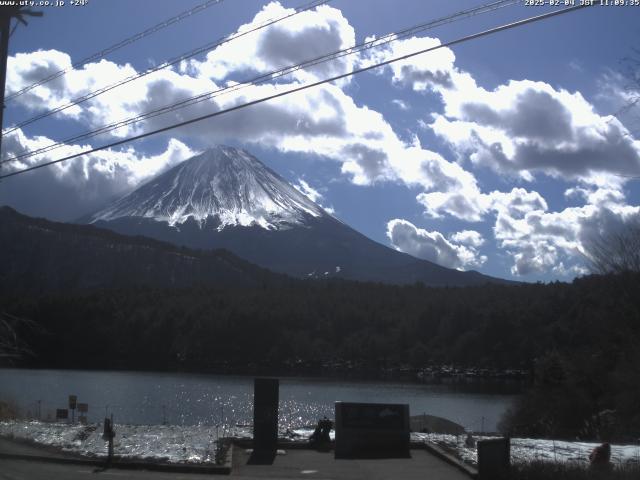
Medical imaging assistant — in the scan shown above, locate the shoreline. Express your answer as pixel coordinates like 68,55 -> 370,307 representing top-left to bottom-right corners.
1,364 -> 530,389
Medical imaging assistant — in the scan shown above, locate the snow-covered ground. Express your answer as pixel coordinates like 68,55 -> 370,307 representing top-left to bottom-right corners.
0,420 -> 250,463
412,432 -> 640,466
2,420 -> 640,466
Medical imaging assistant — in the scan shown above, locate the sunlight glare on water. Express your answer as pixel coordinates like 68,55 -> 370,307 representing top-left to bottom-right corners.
0,369 -> 519,432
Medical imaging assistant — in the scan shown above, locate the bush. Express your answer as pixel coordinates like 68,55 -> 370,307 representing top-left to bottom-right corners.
0,399 -> 20,420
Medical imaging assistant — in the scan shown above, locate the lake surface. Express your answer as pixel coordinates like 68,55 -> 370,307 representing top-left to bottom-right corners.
0,368 -> 519,432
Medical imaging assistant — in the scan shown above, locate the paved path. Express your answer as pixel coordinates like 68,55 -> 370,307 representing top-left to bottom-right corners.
0,459 -> 214,480
0,437 -> 472,479
0,437 -> 84,459
232,447 -> 471,479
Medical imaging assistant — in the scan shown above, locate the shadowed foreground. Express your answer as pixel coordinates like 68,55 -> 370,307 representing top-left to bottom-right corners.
232,446 -> 470,479
511,460 -> 640,480
0,436 -> 471,479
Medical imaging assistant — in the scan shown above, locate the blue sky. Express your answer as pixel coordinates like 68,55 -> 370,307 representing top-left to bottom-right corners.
1,0 -> 639,281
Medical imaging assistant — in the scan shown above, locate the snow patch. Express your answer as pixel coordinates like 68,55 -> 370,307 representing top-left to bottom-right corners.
412,433 -> 640,466
89,145 -> 326,230
6,421 -> 637,467
0,420 -> 248,463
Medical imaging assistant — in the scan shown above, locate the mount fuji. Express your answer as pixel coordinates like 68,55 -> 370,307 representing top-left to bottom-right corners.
89,146 -> 324,230
84,146 -> 504,286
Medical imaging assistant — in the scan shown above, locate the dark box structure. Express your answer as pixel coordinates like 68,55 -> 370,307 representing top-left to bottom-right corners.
477,437 -> 510,480
335,401 -> 410,458
253,378 -> 279,454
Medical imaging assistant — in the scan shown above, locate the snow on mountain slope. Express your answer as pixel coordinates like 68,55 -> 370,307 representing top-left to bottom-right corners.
84,145 -> 510,286
88,146 -> 326,230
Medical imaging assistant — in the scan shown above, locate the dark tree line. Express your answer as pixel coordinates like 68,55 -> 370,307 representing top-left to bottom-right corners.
2,271 -> 639,440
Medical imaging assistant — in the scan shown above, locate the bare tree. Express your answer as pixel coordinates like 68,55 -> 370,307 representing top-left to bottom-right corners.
582,51 -> 640,273
0,311 -> 38,363
584,222 -> 640,274
616,47 -> 640,136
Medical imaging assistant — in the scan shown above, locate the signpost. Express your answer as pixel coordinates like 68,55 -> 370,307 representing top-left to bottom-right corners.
68,395 -> 77,423
55,409 -> 68,422
103,416 -> 116,465
78,403 -> 88,424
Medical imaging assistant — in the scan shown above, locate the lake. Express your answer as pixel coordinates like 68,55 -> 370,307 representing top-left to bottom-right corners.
0,368 -> 520,432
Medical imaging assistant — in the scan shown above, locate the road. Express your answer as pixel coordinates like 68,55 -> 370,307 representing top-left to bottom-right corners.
0,460 -> 218,480
0,437 -> 473,479
229,447 -> 471,479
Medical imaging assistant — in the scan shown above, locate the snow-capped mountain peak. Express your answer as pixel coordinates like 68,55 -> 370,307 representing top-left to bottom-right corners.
88,145 -> 326,230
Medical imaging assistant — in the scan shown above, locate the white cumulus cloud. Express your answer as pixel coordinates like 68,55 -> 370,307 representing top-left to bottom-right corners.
0,128 -> 195,221
386,219 -> 486,270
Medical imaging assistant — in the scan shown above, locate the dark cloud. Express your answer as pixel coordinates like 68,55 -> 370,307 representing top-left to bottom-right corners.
398,65 -> 453,89
7,51 -> 69,95
0,131 -> 193,221
436,81 -> 640,182
257,21 -> 350,79
0,164 -> 126,222
6,50 -> 72,113
513,121 -> 640,177
341,144 -> 388,180
463,89 -> 573,142
578,206 -> 640,249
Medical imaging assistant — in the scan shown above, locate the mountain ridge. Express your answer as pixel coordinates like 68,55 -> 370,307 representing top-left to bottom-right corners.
83,145 -> 511,286
0,206 -> 290,292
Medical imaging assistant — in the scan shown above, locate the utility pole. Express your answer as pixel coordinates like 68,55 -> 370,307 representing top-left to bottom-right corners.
0,6 -> 42,162
0,7 -> 14,160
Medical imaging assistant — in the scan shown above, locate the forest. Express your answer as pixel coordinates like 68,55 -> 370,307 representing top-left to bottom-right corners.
3,270 -> 639,441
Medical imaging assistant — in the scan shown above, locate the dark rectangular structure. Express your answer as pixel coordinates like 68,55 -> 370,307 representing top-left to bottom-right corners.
477,437 -> 510,480
253,378 -> 279,453
335,402 -> 410,458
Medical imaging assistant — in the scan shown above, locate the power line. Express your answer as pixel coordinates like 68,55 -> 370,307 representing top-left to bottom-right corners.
4,0 -> 225,102
0,4 -> 593,181
1,0 -> 519,166
2,0 -> 330,135
2,0 -> 517,164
